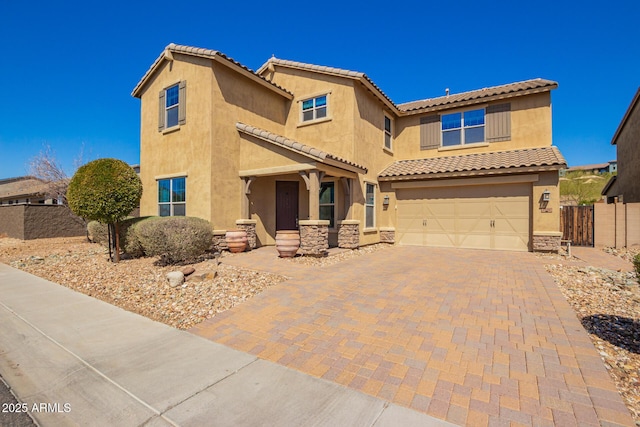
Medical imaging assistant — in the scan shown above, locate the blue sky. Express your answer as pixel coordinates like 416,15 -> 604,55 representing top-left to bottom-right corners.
1,0 -> 638,179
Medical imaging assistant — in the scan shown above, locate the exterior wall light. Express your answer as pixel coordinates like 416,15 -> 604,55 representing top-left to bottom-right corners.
383,195 -> 390,205
542,189 -> 551,202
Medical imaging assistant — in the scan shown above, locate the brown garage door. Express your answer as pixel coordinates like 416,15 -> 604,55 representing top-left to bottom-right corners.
397,183 -> 531,251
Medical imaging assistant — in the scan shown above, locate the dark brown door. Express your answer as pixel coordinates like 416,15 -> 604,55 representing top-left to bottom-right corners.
276,181 -> 299,231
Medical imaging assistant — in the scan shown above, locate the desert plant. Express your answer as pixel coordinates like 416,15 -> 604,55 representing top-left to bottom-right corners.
634,253 -> 640,282
67,159 -> 142,262
87,217 -> 150,258
87,221 -> 108,244
134,216 -> 213,264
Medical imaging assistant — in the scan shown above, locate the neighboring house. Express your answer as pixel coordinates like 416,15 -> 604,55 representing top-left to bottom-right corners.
560,160 -> 617,177
0,176 -> 55,205
132,43 -> 566,253
603,88 -> 640,204
0,176 -> 85,240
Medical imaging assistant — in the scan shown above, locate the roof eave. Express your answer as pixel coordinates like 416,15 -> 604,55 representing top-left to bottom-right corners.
399,84 -> 558,115
379,164 -> 565,182
610,87 -> 640,146
213,55 -> 293,100
132,46 -> 293,100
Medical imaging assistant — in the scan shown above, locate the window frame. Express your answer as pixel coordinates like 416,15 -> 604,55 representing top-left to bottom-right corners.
441,108 -> 485,147
319,181 -> 335,229
384,114 -> 393,151
364,182 -> 376,229
299,92 -> 330,124
165,84 -> 180,129
158,177 -> 186,217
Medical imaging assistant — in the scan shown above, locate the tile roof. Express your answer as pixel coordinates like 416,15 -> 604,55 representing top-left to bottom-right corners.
235,123 -> 367,173
132,44 -> 293,98
258,57 -> 398,110
0,177 -> 48,199
379,147 -> 566,180
398,79 -> 558,113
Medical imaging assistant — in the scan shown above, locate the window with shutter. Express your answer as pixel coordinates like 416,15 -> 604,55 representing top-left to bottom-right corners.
485,103 -> 511,142
420,115 -> 440,150
159,81 -> 186,132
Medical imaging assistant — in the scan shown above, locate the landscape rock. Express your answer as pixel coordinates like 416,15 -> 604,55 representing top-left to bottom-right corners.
182,267 -> 196,276
166,271 -> 185,287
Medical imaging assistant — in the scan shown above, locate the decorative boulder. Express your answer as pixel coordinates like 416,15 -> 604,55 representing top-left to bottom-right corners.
166,271 -> 185,288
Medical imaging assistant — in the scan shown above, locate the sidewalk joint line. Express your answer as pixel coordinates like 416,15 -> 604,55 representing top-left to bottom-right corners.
0,301 -> 180,427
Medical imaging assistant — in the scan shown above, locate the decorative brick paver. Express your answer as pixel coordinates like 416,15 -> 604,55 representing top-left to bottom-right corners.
191,246 -> 634,426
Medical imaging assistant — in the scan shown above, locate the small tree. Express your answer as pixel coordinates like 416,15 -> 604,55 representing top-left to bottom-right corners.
560,171 -> 615,205
67,159 -> 142,262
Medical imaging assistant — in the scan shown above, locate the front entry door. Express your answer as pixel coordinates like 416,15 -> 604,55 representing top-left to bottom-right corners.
276,181 -> 299,230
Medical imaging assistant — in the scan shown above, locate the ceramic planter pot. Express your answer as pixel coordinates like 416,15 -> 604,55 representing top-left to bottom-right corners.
275,230 -> 300,257
226,229 -> 248,253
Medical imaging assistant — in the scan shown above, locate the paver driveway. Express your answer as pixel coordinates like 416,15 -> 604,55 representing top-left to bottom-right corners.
191,246 -> 634,426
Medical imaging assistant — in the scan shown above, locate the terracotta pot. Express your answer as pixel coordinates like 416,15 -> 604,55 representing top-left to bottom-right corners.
226,229 -> 248,253
276,230 -> 300,258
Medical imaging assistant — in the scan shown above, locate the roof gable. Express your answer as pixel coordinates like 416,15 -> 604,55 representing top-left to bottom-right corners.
258,57 -> 398,113
131,44 -> 293,99
236,122 -> 367,174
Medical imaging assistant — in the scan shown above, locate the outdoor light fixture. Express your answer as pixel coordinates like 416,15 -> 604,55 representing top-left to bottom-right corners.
383,195 -> 390,205
542,189 -> 551,202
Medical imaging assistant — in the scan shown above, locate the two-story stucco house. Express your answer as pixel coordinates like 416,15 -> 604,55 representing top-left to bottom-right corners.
132,44 -> 566,254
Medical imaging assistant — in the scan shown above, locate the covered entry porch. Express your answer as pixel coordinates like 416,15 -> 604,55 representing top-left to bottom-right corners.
236,123 -> 368,255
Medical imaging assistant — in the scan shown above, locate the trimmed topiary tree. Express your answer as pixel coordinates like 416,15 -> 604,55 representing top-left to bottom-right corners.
67,159 -> 142,262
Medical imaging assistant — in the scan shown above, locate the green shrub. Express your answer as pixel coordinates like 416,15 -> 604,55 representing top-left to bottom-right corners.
135,216 -> 213,264
634,253 -> 640,281
87,217 -> 151,258
87,221 -> 108,245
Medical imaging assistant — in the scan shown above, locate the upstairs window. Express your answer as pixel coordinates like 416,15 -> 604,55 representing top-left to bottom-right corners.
165,84 -> 179,128
158,177 -> 186,216
384,115 -> 393,150
301,95 -> 327,122
441,109 -> 485,146
158,81 -> 186,131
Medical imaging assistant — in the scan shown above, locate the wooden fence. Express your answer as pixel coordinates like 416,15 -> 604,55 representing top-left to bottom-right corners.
560,205 -> 594,246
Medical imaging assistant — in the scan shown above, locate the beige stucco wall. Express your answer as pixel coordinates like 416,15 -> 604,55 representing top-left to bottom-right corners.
532,171 -> 561,233
263,67 -> 356,162
138,54 -> 214,221
138,53 -> 289,231
395,92 -> 553,160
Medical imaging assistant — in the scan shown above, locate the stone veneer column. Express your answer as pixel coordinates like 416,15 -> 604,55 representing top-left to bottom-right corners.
236,219 -> 257,250
337,220 -> 360,249
379,227 -> 396,244
212,230 -> 228,252
532,232 -> 562,252
298,220 -> 329,256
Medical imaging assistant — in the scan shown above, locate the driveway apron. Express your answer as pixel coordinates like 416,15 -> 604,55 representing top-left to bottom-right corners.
191,246 -> 634,426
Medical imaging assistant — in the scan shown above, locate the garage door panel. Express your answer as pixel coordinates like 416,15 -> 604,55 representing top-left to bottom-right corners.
493,234 -> 528,251
458,233 -> 492,250
397,183 -> 530,251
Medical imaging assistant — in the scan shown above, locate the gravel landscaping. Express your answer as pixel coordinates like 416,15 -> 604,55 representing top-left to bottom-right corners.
0,236 -> 286,329
538,248 -> 640,424
1,236 -> 639,422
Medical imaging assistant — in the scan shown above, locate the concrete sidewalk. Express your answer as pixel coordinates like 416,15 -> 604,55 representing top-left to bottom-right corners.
0,263 -> 452,427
